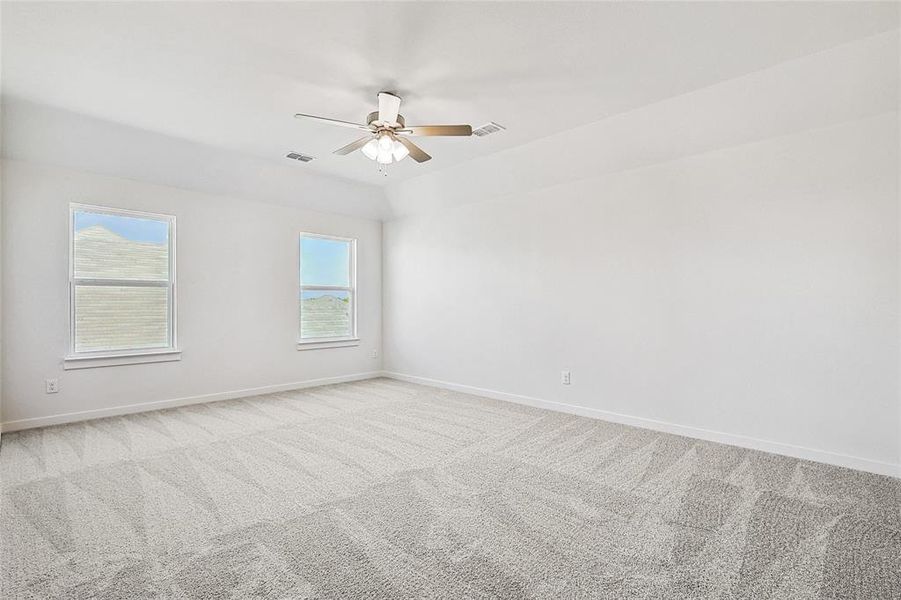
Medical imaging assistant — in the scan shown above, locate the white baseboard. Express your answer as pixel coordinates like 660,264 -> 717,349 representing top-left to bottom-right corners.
0,371 -> 383,433
382,371 -> 900,479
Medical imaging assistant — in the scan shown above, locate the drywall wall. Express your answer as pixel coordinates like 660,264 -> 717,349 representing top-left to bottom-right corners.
1,159 -> 382,428
382,30 -> 901,476
383,112 -> 900,476
1,99 -> 390,221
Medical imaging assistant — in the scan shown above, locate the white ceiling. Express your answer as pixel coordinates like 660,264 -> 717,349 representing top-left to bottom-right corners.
386,30 -> 899,218
2,2 -> 898,188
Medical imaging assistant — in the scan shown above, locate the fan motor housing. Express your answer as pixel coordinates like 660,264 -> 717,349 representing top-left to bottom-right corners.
367,111 -> 404,128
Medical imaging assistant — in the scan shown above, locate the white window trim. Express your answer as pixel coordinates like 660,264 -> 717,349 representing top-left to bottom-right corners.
295,338 -> 360,351
297,232 -> 358,349
63,349 -> 182,370
64,203 -> 180,369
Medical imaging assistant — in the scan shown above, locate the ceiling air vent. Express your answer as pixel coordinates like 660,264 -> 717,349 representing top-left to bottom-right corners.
472,122 -> 506,137
286,152 -> 315,162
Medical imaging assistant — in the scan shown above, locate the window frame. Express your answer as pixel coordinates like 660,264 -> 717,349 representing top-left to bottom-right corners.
297,232 -> 358,350
65,203 -> 180,369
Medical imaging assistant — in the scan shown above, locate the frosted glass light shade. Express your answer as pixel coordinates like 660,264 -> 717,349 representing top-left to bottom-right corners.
376,147 -> 393,164
362,134 -> 409,164
392,140 -> 409,162
361,139 -> 379,160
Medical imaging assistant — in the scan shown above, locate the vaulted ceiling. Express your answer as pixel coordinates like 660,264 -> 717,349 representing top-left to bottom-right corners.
3,1 -> 898,192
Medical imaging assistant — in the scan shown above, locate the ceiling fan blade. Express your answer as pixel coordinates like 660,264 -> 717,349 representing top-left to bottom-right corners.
333,136 -> 373,155
295,113 -> 372,131
399,125 -> 472,137
396,136 -> 432,163
377,92 -> 401,126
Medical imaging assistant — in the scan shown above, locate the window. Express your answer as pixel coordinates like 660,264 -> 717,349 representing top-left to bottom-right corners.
66,204 -> 178,369
298,233 -> 357,349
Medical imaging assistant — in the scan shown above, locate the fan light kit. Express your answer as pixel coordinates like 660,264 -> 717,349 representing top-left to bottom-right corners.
295,91 -> 477,174
361,131 -> 409,164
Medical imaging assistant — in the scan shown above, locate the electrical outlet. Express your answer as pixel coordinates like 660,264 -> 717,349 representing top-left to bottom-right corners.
561,370 -> 571,385
45,378 -> 59,394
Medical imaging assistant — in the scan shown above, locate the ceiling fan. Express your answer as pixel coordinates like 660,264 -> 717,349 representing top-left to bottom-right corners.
295,92 -> 472,166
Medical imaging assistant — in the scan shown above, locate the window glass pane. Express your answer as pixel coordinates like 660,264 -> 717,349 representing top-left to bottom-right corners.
74,285 -> 169,352
74,210 -> 169,280
300,290 -> 351,339
300,236 -> 350,287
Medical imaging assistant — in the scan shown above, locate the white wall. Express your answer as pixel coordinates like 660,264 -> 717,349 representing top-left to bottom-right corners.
383,112 -> 900,476
1,159 -> 382,428
382,30 -> 901,477
2,99 -> 390,221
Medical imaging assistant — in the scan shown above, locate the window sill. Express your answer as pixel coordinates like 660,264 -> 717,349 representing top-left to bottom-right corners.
64,349 -> 182,370
296,338 -> 360,351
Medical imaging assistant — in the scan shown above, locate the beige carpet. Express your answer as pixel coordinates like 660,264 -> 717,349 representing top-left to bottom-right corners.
1,378 -> 899,599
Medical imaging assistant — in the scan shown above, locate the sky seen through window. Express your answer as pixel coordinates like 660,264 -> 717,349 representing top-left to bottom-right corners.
75,211 -> 168,244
